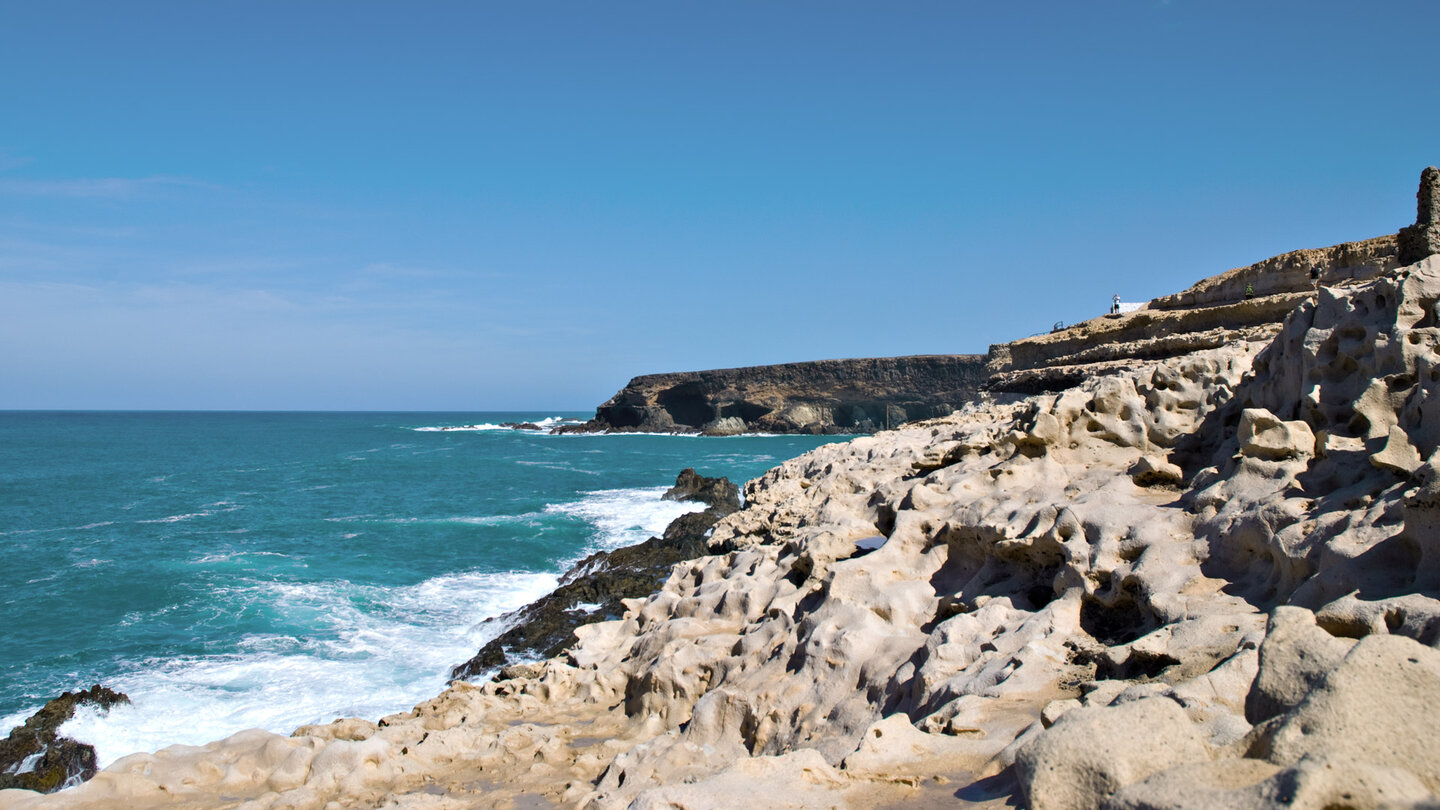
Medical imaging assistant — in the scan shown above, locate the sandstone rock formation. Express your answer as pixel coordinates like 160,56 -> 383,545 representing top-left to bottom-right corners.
566,355 -> 988,434
986,167 -> 1440,396
7,178 -> 1440,810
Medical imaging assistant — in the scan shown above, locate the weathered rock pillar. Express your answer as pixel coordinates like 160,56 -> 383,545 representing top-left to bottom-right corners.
1398,165 -> 1440,265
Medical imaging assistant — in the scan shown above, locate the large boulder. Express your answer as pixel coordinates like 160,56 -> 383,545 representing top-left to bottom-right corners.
1263,633 -> 1440,793
1015,698 -> 1210,810
1244,607 -> 1355,724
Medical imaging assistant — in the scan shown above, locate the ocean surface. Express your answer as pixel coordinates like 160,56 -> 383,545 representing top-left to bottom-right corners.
0,411 -> 848,767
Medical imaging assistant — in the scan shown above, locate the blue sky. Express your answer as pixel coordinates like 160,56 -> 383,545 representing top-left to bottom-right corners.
2,1 -> 1436,410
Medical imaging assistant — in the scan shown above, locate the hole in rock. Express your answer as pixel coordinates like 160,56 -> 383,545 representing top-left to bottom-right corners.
874,505 -> 897,538
1347,412 -> 1370,435
1026,584 -> 1056,609
1385,608 -> 1405,632
1079,594 -> 1155,646
1094,649 -> 1181,681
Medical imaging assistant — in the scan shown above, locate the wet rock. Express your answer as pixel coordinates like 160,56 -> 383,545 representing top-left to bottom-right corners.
663,468 -> 741,512
450,470 -> 740,681
0,685 -> 129,793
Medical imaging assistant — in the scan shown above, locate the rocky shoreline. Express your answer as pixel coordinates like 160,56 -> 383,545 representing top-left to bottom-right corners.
4,170 -> 1440,810
450,469 -> 741,681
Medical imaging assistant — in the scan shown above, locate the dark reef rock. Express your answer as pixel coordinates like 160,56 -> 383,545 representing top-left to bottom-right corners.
565,355 -> 988,435
0,685 -> 129,794
662,467 -> 741,513
450,470 -> 740,681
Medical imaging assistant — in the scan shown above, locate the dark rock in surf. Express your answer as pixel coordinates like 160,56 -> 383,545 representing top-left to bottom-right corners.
0,685 -> 129,794
662,468 -> 741,513
450,470 -> 740,681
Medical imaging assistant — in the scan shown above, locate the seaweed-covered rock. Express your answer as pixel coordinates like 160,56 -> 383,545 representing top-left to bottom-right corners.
450,470 -> 740,681
0,685 -> 129,793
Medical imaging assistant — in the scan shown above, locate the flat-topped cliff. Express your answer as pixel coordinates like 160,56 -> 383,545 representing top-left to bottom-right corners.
984,167 -> 1440,394
568,355 -> 989,435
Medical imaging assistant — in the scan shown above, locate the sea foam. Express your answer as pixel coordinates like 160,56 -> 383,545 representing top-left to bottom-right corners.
52,486 -> 696,768
57,569 -> 556,768
412,416 -> 582,433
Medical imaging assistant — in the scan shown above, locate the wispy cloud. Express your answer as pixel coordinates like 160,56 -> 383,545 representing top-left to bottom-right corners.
357,262 -> 467,280
0,218 -> 140,240
0,148 -> 33,172
169,257 -> 312,276
0,175 -> 217,199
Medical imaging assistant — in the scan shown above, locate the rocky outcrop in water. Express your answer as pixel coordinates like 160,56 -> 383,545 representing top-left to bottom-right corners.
0,687 -> 128,794
449,470 -> 740,681
565,355 -> 988,435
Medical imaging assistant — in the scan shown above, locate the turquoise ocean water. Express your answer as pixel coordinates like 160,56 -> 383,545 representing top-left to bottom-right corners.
0,411 -> 846,766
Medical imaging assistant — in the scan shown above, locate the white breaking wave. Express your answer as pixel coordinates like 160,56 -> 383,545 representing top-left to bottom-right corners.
57,570 -> 557,768
137,502 -> 243,525
47,485 -> 697,769
545,486 -> 706,554
412,416 -> 584,433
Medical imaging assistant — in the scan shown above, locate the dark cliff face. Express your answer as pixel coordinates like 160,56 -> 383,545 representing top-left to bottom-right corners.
573,355 -> 989,435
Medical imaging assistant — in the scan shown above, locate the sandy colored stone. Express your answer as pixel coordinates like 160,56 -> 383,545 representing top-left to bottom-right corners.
1105,756 -> 1431,810
1370,424 -> 1423,474
1264,634 -> 1440,792
1244,607 -> 1355,724
1237,408 -> 1314,461
1014,698 -> 1210,810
